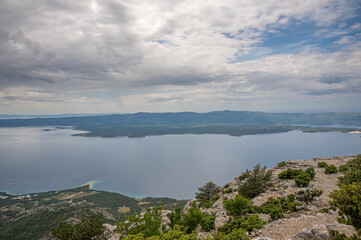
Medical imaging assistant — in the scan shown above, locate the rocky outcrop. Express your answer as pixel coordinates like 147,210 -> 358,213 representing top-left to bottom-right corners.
183,155 -> 358,240
286,224 -> 356,240
109,155 -> 358,240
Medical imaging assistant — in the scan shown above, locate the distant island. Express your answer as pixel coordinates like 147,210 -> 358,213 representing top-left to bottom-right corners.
0,110 -> 360,138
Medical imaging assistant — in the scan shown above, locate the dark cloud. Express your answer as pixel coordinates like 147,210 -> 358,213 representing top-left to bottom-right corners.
0,0 -> 143,90
306,88 -> 357,96
320,75 -> 349,84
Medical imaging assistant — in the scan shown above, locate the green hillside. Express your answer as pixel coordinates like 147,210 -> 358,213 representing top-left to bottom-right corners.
0,186 -> 187,240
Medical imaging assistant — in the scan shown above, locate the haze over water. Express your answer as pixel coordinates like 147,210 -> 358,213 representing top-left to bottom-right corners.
0,127 -> 360,199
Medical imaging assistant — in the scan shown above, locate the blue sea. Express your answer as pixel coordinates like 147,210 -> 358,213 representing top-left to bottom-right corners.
0,127 -> 360,199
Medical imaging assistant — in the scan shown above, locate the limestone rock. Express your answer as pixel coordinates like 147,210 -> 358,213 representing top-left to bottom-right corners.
286,224 -> 356,240
326,224 -> 357,237
287,228 -> 314,240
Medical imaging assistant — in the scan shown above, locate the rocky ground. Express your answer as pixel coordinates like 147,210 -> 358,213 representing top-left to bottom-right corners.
106,155 -> 358,240
183,155 -> 358,240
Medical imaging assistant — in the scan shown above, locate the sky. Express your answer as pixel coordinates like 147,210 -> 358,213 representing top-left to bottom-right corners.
0,0 -> 361,114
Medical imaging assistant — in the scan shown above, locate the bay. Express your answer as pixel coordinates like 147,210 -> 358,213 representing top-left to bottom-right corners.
0,127 -> 360,199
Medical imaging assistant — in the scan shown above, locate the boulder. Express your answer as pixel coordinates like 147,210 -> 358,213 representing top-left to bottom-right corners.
287,224 -> 356,240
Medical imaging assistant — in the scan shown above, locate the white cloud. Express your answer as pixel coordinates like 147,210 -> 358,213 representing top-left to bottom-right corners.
351,22 -> 361,29
334,36 -> 353,45
0,0 -> 360,113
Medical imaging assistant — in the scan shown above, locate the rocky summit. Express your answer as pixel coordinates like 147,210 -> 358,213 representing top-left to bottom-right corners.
180,155 -> 358,240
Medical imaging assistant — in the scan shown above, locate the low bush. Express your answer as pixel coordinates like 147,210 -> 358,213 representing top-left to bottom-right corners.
212,194 -> 220,202
295,171 -> 311,187
296,189 -> 323,203
277,161 -> 286,167
214,228 -> 250,240
168,203 -> 215,233
318,208 -> 330,213
168,207 -> 183,229
325,165 -> 338,174
217,214 -> 264,234
329,155 -> 361,238
330,183 -> 361,230
203,194 -> 220,208
200,215 -> 216,232
224,188 -> 233,194
203,201 -> 212,208
278,167 -> 315,187
182,204 -> 215,233
223,194 -> 252,217
52,214 -> 109,240
338,164 -> 348,172
339,155 -> 361,185
278,169 -> 302,179
328,229 -> 361,240
117,207 -> 163,238
258,194 -> 301,220
318,162 -> 328,168
305,167 -> 315,179
123,225 -> 199,240
238,173 -> 247,181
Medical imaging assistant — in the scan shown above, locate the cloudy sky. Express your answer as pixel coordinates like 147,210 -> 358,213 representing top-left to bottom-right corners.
1,0 -> 361,114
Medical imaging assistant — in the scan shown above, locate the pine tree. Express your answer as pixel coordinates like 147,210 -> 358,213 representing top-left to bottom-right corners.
195,181 -> 219,205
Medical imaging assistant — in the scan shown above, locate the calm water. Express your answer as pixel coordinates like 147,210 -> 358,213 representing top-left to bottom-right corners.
0,127 -> 360,199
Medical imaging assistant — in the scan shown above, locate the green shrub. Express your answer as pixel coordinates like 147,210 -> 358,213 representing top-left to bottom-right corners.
203,194 -> 220,208
238,164 -> 272,199
223,194 -> 252,217
305,167 -> 316,179
200,215 -> 216,232
168,207 -> 184,229
328,229 -> 361,240
52,214 -> 109,240
168,203 -> 215,233
339,155 -> 361,185
217,215 -> 264,234
182,204 -> 206,233
269,207 -> 284,221
325,165 -> 338,174
330,183 -> 361,230
318,162 -> 328,168
224,188 -> 233,194
238,173 -> 247,181
278,168 -> 315,188
214,228 -> 250,240
329,229 -> 348,240
296,189 -> 323,203
295,171 -> 311,187
203,201 -> 212,208
182,208 -> 202,233
212,194 -> 220,203
278,169 -> 302,179
338,164 -> 348,172
117,207 -> 163,238
161,225 -> 199,240
318,208 -> 330,213
277,161 -> 286,167
124,225 -> 200,240
258,195 -> 301,220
